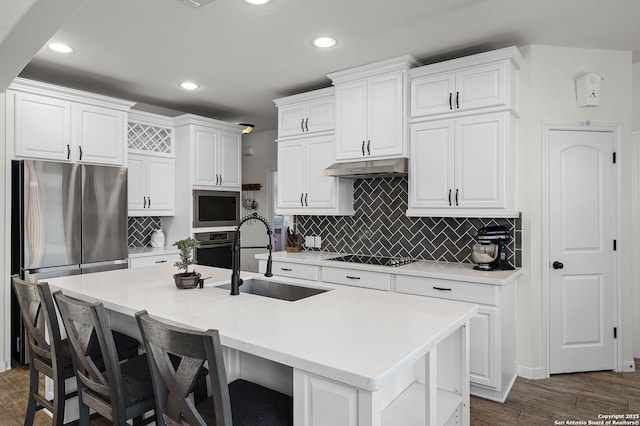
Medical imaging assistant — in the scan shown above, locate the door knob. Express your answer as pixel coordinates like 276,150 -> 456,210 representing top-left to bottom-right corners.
552,261 -> 564,270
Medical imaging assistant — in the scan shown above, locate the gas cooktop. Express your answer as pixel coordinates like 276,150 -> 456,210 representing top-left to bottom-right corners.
328,254 -> 416,267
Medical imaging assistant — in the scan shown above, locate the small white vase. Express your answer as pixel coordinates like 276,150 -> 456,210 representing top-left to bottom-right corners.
150,229 -> 165,248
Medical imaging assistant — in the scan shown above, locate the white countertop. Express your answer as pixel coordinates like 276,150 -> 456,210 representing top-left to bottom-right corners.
128,246 -> 180,258
256,250 -> 521,285
47,264 -> 477,392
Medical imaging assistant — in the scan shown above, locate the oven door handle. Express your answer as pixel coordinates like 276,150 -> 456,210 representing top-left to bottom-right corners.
197,243 -> 233,249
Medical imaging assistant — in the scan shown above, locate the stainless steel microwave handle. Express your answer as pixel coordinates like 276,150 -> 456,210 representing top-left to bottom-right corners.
197,243 -> 233,249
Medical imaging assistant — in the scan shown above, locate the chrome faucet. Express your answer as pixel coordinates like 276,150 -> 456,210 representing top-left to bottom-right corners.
230,213 -> 273,295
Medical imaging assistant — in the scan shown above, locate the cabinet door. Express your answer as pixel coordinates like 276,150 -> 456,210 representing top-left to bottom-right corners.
13,92 -> 72,161
277,140 -> 305,210
335,81 -> 368,160
367,72 -> 404,158
76,104 -> 125,165
454,113 -> 505,208
127,155 -> 146,212
306,97 -> 335,134
469,306 -> 500,390
304,136 -> 336,208
218,131 -> 241,189
409,120 -> 455,209
193,126 -> 217,186
455,62 -> 507,112
278,104 -> 307,138
410,73 -> 455,118
146,157 -> 175,212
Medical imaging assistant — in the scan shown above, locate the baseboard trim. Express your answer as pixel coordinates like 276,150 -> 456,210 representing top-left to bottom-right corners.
0,360 -> 9,373
517,364 -> 547,380
622,360 -> 636,372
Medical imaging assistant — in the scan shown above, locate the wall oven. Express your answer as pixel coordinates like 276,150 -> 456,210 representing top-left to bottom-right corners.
194,231 -> 234,269
193,190 -> 240,228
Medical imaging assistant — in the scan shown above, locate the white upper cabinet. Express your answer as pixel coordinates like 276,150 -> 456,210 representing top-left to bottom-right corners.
277,135 -> 354,215
275,88 -> 335,139
407,112 -> 517,218
329,55 -> 420,161
409,47 -> 522,120
7,78 -> 133,165
127,111 -> 176,216
174,115 -> 243,191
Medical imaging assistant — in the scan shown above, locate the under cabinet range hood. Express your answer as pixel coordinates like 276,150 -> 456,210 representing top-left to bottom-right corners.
323,158 -> 408,178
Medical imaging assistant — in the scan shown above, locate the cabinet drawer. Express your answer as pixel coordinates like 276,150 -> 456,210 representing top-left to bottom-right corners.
129,253 -> 179,269
321,267 -> 390,291
270,261 -> 319,281
395,275 -> 497,305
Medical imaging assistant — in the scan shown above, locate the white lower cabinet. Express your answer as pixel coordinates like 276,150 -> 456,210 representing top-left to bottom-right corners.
258,260 -> 320,281
395,275 -> 516,402
321,266 -> 391,291
129,252 -> 179,268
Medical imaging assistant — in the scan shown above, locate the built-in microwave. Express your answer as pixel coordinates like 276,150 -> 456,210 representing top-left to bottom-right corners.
193,190 -> 240,228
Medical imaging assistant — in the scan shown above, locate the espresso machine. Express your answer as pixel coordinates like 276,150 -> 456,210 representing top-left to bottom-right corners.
470,225 -> 515,271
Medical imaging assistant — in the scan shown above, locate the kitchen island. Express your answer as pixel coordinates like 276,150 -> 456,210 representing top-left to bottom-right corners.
48,264 -> 477,426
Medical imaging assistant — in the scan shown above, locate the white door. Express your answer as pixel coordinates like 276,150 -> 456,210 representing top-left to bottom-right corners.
193,126 -> 217,186
335,81 -> 367,160
76,104 -> 125,165
367,72 -> 403,158
219,131 -> 241,189
146,157 -> 175,212
277,140 -> 305,210
549,129 -> 616,374
127,155 -> 146,212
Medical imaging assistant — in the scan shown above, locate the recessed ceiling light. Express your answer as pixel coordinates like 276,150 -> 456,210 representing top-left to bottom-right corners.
245,0 -> 270,4
312,36 -> 338,48
180,81 -> 200,90
48,43 -> 74,53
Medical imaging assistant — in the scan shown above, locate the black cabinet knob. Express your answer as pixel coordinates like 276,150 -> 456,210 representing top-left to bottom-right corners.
553,261 -> 564,270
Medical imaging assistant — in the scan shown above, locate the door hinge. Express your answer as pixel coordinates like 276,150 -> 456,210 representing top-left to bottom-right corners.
613,240 -> 617,251
613,152 -> 616,163
614,327 -> 617,339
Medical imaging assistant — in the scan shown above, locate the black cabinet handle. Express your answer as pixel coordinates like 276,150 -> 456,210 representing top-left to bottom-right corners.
143,196 -> 147,208
305,118 -> 309,132
218,174 -> 222,185
78,145 -> 83,161
367,140 -> 370,155
304,193 -> 308,206
155,260 -> 167,264
455,188 -> 459,206
448,189 -> 452,206
456,91 -> 460,109
300,193 -> 304,207
280,267 -> 292,271
346,275 -> 361,280
433,286 -> 452,291
301,119 -> 305,132
449,92 -> 453,110
553,261 -> 564,270
362,140 -> 365,156
148,197 -> 151,207
67,144 -> 71,159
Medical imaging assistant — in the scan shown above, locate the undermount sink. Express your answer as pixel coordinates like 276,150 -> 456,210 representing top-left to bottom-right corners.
216,279 -> 329,301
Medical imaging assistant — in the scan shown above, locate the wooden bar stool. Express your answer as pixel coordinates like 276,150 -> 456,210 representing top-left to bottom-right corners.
11,275 -> 141,426
53,291 -> 156,425
135,310 -> 293,426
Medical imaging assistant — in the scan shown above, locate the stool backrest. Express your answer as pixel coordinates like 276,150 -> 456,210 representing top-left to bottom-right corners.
135,310 -> 232,426
53,291 -> 126,422
11,276 -> 64,374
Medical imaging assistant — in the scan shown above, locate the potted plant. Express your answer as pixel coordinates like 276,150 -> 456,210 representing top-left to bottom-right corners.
172,237 -> 201,289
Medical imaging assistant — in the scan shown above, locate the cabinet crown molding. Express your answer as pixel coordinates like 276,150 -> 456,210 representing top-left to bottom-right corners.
8,77 -> 135,111
273,86 -> 334,107
409,46 -> 523,79
172,113 -> 244,133
328,54 -> 421,84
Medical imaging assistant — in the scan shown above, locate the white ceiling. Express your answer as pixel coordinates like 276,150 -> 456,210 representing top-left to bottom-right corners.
18,0 -> 640,132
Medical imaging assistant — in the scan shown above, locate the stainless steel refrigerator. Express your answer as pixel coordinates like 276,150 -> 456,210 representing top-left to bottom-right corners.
10,159 -> 129,364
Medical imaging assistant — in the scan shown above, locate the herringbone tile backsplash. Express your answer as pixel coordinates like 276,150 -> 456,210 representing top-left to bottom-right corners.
296,177 -> 521,267
128,216 -> 161,247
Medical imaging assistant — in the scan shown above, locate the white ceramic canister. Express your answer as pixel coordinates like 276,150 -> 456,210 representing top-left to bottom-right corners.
150,229 -> 165,247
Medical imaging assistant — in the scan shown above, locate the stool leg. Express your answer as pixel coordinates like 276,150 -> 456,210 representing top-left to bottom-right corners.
24,365 -> 38,426
78,396 -> 91,426
52,372 -> 66,426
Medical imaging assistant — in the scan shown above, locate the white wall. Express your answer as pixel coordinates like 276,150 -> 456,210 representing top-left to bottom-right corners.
517,45 -> 634,373
239,129 -> 278,272
0,92 -> 6,371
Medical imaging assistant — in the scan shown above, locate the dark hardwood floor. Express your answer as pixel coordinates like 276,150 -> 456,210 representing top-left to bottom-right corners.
0,361 -> 638,425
